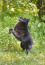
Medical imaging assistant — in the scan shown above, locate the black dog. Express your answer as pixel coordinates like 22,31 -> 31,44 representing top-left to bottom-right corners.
9,17 -> 33,54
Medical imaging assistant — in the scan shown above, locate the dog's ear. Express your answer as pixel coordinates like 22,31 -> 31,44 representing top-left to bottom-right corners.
20,16 -> 23,19
23,18 -> 30,23
26,18 -> 30,22
19,16 -> 24,22
27,18 -> 30,22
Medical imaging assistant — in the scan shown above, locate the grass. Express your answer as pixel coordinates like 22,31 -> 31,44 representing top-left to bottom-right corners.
0,14 -> 45,65
0,48 -> 45,65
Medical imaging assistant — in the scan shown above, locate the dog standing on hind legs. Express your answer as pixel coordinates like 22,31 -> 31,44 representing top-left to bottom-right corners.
9,17 -> 33,54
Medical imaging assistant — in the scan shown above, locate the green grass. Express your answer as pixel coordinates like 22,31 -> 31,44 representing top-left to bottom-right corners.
0,48 -> 45,65
0,15 -> 45,65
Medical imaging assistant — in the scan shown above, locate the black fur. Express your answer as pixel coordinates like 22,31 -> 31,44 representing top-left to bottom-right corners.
9,17 -> 33,54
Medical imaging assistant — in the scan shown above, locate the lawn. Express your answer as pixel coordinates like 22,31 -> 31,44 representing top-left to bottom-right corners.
0,15 -> 45,65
